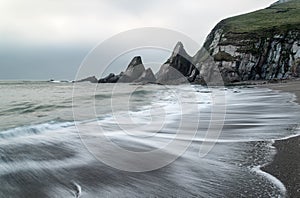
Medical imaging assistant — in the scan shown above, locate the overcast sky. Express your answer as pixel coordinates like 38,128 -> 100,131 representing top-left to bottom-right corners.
0,0 -> 276,80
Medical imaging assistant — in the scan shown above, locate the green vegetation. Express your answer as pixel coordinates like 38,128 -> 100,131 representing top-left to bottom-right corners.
221,0 -> 300,35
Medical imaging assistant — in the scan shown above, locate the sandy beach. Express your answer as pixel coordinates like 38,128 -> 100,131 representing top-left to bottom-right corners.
262,79 -> 300,104
259,79 -> 300,197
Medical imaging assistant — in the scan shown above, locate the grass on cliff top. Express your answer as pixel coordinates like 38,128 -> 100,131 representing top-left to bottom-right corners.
221,0 -> 300,34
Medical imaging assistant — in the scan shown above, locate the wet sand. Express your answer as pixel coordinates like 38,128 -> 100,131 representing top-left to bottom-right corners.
259,79 -> 300,197
262,79 -> 300,104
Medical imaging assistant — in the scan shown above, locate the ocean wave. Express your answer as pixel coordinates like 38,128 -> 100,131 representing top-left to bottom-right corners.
20,104 -> 72,114
0,84 -> 300,197
0,121 -> 75,139
0,104 -> 72,115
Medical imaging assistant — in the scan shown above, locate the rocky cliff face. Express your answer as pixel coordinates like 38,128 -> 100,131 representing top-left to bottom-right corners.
196,0 -> 300,83
154,0 -> 300,84
201,25 -> 300,82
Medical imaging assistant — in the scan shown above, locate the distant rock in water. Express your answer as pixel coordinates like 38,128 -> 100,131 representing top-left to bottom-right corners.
118,56 -> 146,83
156,42 -> 199,84
98,73 -> 120,83
76,76 -> 98,83
98,56 -> 157,84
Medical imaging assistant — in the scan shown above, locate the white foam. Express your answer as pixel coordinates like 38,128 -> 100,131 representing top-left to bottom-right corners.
252,165 -> 286,197
276,133 -> 300,141
72,182 -> 82,198
0,125 -> 94,175
0,121 -> 75,139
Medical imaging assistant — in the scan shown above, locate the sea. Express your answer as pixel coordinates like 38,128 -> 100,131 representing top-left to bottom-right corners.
0,81 -> 299,198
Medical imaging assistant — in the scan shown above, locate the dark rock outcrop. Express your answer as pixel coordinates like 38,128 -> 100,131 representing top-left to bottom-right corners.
118,56 -> 146,83
76,76 -> 98,83
98,73 -> 120,83
156,42 -> 199,84
98,56 -> 157,84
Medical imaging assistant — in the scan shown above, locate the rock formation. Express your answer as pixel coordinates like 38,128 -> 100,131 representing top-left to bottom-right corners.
98,56 -> 157,84
156,42 -> 199,84
98,73 -> 119,83
97,0 -> 299,85
118,56 -> 146,83
76,76 -> 98,83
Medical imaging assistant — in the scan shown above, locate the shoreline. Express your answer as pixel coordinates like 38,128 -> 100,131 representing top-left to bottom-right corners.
261,135 -> 300,198
257,79 -> 300,197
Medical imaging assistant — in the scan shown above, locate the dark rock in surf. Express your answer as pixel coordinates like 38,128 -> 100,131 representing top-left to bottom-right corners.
98,73 -> 120,83
76,76 -> 98,83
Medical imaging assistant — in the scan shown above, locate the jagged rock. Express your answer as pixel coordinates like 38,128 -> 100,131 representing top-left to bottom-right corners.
193,76 -> 207,86
156,42 -> 199,84
98,73 -> 120,83
156,64 -> 189,84
76,76 -> 98,83
201,30 -> 300,82
196,58 -> 226,86
134,68 -> 156,83
187,67 -> 200,82
118,56 -> 146,83
94,1 -> 300,85
292,58 -> 300,77
98,56 -> 157,84
166,42 -> 194,76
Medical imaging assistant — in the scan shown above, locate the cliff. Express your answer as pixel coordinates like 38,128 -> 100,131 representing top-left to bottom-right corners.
196,0 -> 300,83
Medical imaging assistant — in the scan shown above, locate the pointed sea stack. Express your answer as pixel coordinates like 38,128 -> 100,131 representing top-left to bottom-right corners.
156,42 -> 199,84
118,56 -> 146,83
98,56 -> 158,84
